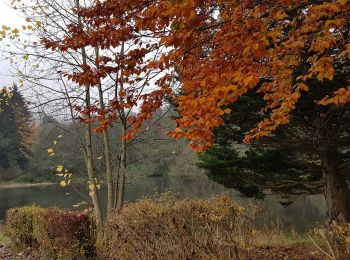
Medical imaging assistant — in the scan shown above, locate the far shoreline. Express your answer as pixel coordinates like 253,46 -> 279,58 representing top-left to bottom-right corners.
0,182 -> 55,189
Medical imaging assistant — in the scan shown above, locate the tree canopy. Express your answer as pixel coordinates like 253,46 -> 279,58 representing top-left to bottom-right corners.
42,0 -> 350,150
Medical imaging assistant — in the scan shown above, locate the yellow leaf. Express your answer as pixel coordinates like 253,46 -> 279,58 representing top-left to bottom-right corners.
53,140 -> 57,145
23,55 -> 29,61
60,181 -> 67,187
47,148 -> 54,154
346,237 -> 350,244
57,165 -> 63,172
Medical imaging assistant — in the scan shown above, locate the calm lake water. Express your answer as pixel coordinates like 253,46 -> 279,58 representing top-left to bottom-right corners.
0,175 -> 326,233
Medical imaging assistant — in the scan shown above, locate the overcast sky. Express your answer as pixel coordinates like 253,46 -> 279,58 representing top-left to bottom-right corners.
0,0 -> 25,87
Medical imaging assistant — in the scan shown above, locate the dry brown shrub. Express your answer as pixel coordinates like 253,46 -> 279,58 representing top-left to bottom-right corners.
310,222 -> 350,260
33,208 -> 96,260
104,193 -> 259,260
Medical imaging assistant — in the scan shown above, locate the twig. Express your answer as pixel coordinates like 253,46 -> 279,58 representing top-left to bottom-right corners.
308,234 -> 335,260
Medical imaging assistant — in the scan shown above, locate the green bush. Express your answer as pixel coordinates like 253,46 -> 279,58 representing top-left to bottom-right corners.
3,205 -> 41,250
33,208 -> 96,259
104,194 -> 254,260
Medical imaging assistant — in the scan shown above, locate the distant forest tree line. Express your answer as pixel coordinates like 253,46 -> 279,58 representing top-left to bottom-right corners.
0,86 -> 199,184
2,86 -> 348,206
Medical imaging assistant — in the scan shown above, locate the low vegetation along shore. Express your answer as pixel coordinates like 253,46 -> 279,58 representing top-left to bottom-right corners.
0,194 -> 348,260
0,183 -> 55,189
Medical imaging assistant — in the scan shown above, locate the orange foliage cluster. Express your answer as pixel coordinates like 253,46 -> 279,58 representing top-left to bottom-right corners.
43,0 -> 350,151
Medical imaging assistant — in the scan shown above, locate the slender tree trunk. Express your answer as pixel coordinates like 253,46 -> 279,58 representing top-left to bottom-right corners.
95,47 -> 114,218
64,84 -> 104,229
75,0 -> 103,234
83,77 -> 104,233
84,68 -> 104,234
114,41 -> 127,211
320,150 -> 350,223
116,123 -> 127,211
103,128 -> 114,217
84,125 -> 104,232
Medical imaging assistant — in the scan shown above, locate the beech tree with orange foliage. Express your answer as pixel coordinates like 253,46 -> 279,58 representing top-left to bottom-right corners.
43,0 -> 350,222
42,0 -> 167,213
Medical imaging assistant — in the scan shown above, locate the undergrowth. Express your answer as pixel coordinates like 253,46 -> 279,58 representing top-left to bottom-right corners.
1,193 -> 337,259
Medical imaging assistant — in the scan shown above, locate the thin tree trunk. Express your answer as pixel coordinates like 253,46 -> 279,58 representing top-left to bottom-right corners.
116,124 -> 127,211
83,71 -> 104,235
84,123 -> 104,232
102,123 -> 114,217
114,41 -> 127,211
321,150 -> 350,223
76,0 -> 103,234
83,74 -> 104,233
95,47 -> 114,218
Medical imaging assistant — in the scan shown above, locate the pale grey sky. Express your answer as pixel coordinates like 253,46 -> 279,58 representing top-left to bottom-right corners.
0,0 -> 25,87
0,0 -> 19,26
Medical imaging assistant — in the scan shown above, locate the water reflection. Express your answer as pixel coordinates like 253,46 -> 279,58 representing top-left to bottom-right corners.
0,175 -> 325,233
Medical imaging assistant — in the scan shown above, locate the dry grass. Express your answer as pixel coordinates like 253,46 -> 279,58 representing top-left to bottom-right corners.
309,222 -> 350,259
